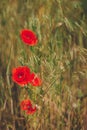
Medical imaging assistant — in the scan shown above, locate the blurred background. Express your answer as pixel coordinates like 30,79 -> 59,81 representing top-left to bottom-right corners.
0,0 -> 87,130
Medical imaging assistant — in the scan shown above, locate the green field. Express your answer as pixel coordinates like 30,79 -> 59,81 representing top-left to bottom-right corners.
0,0 -> 87,130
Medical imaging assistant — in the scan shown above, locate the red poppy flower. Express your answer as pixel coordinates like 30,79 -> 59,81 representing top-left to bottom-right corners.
20,29 -> 38,46
30,73 -> 42,86
20,99 -> 36,114
12,66 -> 31,86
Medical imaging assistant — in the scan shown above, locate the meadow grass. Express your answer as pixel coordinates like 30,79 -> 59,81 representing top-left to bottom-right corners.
0,0 -> 87,130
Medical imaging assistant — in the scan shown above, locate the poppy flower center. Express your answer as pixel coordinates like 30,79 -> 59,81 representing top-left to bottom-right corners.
18,72 -> 24,79
27,106 -> 31,110
25,34 -> 30,38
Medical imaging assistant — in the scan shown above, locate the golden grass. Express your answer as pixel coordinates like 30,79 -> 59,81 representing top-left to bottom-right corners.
0,0 -> 87,130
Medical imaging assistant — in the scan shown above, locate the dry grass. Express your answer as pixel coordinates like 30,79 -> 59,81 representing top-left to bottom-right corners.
0,0 -> 87,130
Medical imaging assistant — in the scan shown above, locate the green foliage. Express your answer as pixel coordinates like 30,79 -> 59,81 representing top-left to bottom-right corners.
0,0 -> 87,130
